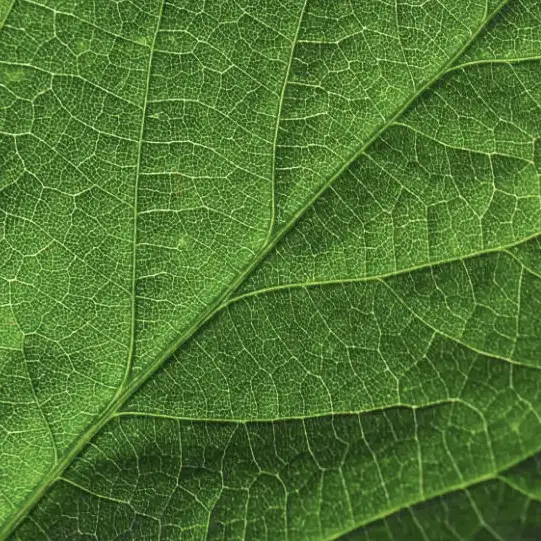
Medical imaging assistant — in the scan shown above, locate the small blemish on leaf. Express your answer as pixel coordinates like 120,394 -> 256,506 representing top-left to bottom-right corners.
1,68 -> 25,83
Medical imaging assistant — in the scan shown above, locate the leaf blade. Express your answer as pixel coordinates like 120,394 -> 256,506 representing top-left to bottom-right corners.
2,0 -> 541,539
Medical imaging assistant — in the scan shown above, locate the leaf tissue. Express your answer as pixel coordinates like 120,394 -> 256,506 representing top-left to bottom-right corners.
1,0 -> 541,539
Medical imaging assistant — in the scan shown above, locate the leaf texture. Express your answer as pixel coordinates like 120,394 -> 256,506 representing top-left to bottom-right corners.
1,0 -> 541,539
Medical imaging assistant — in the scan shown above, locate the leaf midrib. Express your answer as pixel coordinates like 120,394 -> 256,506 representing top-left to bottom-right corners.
0,0 -> 512,537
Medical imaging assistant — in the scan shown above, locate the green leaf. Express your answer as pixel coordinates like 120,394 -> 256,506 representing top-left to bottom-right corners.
1,0 -> 541,539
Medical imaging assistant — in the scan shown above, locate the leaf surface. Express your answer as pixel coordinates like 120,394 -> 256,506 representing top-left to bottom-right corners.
1,0 -> 541,539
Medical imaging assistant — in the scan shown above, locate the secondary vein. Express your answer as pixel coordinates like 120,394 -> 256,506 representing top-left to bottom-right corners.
121,0 -> 166,392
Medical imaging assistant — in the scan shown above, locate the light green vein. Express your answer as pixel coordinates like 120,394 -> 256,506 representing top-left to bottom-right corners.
0,0 -> 16,34
222,231 -> 541,309
120,0 -> 165,391
265,0 -> 309,244
447,56 -> 541,75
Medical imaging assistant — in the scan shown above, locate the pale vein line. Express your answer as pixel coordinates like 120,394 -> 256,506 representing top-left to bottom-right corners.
320,460 -> 534,541
21,0 -> 150,49
380,278 -> 540,372
120,0 -> 166,391
265,0 -> 309,244
392,121 -> 535,162
22,352 -> 58,465
0,0 -> 16,34
447,56 -> 541,75
115,394 -> 530,423
498,474 -> 541,503
222,231 -> 541,308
